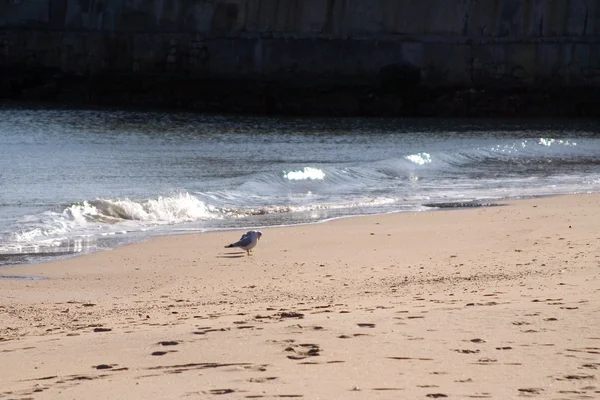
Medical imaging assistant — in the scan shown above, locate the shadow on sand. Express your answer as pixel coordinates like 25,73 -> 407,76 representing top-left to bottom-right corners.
217,251 -> 246,259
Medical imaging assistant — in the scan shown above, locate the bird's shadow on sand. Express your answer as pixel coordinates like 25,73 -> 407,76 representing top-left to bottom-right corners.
217,252 -> 246,259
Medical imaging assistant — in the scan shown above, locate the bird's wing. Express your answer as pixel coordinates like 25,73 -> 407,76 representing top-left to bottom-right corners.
231,235 -> 254,248
239,231 -> 255,240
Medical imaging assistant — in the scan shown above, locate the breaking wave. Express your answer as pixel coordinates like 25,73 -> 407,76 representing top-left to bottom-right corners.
67,193 -> 218,223
2,193 -> 220,255
2,135 -> 599,264
283,167 -> 326,181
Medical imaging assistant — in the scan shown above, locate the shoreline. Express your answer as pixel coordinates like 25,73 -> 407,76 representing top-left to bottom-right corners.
0,193 -> 568,273
1,193 -> 598,398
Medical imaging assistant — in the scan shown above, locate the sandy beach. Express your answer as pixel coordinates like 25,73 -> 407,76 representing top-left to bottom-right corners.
1,194 -> 599,399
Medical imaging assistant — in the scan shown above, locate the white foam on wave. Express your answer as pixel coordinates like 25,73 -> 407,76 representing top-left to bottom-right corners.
105,192 -> 218,223
538,138 -> 577,147
63,200 -> 101,222
58,192 -> 219,224
488,138 -> 578,156
4,192 -> 220,253
284,167 -> 325,181
242,196 -> 398,215
405,152 -> 432,166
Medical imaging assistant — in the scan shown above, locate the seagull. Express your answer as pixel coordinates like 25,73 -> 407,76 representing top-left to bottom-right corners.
224,230 -> 263,256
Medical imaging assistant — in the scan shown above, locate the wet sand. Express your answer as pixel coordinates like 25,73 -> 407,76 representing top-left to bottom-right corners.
1,194 -> 599,399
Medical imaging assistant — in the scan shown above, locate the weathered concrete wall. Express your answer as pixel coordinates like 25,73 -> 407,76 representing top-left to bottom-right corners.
1,1 -> 599,115
2,0 -> 599,36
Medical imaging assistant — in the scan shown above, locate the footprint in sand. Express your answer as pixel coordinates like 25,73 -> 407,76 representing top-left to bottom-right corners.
193,328 -> 229,335
475,358 -> 497,364
210,389 -> 235,395
151,351 -> 178,356
518,388 -> 543,394
556,374 -> 595,381
157,341 -> 181,346
247,377 -> 278,383
94,364 -> 113,370
453,349 -> 480,354
581,363 -> 600,369
279,312 -> 304,319
285,343 -> 321,360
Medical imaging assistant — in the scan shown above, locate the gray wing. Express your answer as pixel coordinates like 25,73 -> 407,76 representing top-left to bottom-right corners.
231,235 -> 254,248
239,231 -> 252,240
239,230 -> 257,240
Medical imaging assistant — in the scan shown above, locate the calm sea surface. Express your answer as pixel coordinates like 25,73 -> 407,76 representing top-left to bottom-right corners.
1,106 -> 599,267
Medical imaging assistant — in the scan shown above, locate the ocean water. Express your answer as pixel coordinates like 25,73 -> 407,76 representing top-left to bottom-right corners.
1,106 -> 599,267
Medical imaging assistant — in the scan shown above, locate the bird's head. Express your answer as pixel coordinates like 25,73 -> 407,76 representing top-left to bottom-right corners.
256,231 -> 263,240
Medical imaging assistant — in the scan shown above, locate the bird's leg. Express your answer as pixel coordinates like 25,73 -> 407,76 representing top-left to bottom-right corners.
246,249 -> 250,256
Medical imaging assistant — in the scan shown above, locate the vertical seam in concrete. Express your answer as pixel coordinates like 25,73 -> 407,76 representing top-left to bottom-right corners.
324,0 -> 335,35
274,0 -> 280,32
563,0 -> 570,36
582,5 -> 588,35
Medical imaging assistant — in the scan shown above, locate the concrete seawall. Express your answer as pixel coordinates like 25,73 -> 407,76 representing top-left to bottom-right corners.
1,0 -> 600,116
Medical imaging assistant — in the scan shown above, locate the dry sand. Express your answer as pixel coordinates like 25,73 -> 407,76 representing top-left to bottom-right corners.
1,194 -> 599,399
